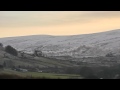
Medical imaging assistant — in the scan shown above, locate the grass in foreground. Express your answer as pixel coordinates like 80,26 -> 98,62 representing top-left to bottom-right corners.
0,69 -> 83,79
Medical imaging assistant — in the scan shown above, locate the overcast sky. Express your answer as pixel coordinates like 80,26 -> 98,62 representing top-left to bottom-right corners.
0,11 -> 120,38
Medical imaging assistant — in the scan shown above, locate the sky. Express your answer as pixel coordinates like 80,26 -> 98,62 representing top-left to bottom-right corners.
0,11 -> 120,38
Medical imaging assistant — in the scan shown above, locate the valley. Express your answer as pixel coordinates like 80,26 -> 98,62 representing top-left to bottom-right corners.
1,29 -> 120,79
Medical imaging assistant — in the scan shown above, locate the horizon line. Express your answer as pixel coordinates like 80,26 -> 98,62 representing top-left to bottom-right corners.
0,29 -> 120,39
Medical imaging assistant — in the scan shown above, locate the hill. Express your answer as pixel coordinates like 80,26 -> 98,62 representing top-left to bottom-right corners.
0,29 -> 120,59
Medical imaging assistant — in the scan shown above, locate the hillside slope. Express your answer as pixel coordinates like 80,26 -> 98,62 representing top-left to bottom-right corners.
0,29 -> 120,58
0,45 -> 78,70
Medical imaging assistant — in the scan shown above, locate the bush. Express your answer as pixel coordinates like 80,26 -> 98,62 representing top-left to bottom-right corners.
5,45 -> 18,56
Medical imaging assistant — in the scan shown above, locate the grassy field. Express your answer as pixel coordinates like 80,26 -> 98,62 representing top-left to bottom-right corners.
0,69 -> 83,79
0,55 -> 79,69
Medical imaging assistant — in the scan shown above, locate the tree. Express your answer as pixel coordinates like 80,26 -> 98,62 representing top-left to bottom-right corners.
5,45 -> 18,56
0,43 -> 3,47
18,65 -> 21,68
85,75 -> 99,79
3,61 -> 6,67
65,67 -> 78,74
0,65 -> 3,70
34,50 -> 43,57
79,67 -> 94,77
20,52 -> 26,58
106,52 -> 114,57
34,50 -> 39,56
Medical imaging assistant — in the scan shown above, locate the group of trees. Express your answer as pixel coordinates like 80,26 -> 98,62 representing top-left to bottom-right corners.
1,42 -> 45,58
5,45 -> 18,56
64,66 -> 99,79
0,43 -> 18,56
64,65 -> 120,79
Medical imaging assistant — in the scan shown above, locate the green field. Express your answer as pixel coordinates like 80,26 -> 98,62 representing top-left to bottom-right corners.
0,69 -> 83,79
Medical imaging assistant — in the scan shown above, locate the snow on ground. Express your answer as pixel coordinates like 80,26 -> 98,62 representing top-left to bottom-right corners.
0,29 -> 120,58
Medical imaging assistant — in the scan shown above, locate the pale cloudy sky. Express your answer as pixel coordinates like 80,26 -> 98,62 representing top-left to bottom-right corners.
0,11 -> 120,38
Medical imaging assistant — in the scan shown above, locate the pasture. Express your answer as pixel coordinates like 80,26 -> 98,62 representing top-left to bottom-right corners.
0,69 -> 83,79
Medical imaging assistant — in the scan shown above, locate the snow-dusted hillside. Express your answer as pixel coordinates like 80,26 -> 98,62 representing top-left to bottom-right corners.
0,29 -> 120,58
